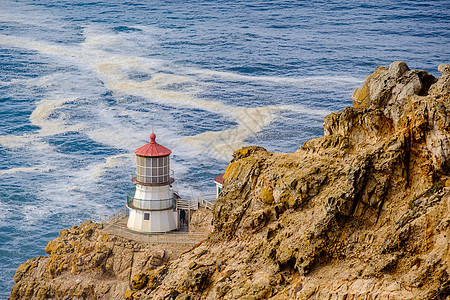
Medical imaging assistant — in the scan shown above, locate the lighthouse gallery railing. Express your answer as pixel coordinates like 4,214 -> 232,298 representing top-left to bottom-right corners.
127,190 -> 174,211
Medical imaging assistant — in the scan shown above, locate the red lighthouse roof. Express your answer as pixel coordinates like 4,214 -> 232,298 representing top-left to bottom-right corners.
134,132 -> 172,157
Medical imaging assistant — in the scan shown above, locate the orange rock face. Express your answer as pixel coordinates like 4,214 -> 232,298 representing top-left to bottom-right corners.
11,63 -> 450,299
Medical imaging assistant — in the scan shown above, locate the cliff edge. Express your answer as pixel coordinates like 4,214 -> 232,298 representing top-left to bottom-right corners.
10,62 -> 450,300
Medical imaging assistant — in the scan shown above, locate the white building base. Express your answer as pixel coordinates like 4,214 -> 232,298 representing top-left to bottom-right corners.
127,208 -> 178,233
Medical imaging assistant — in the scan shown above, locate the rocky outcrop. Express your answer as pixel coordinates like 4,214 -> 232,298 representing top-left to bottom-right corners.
138,62 -> 449,300
10,62 -> 450,299
9,221 -> 181,299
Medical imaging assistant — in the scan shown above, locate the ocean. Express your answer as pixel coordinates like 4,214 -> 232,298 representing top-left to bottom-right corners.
0,0 -> 449,296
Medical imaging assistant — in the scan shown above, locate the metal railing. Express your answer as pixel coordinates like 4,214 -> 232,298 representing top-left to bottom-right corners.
176,198 -> 198,210
197,198 -> 214,210
200,193 -> 217,200
89,207 -> 129,223
127,190 -> 174,211
107,207 -> 129,222
197,194 -> 216,210
126,188 -> 217,212
103,221 -> 209,245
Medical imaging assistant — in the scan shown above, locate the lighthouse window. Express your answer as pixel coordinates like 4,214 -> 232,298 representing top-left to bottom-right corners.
144,213 -> 150,220
136,155 -> 170,184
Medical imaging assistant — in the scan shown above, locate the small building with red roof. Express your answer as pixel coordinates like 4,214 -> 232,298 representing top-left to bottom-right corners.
214,173 -> 224,198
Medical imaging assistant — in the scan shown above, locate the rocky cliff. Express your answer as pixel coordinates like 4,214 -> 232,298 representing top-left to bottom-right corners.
9,220 -> 179,299
10,62 -> 450,300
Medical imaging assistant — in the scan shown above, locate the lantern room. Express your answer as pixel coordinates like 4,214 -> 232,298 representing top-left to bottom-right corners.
134,133 -> 174,185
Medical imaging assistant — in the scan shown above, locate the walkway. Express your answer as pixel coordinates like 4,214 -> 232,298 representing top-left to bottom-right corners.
102,216 -> 210,245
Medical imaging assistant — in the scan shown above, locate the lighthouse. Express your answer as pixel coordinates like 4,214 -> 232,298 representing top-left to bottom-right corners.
126,132 -> 178,233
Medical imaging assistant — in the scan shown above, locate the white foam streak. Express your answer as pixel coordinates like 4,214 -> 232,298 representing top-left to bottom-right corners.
89,154 -> 133,179
0,28 -> 329,165
194,69 -> 363,86
109,78 -> 228,111
0,0 -> 64,31
0,18 -> 346,224
0,97 -> 81,158
183,106 -> 283,159
0,34 -> 79,61
0,28 -> 333,163
90,54 -> 281,155
0,166 -> 50,175
285,104 -> 332,117
0,134 -> 34,149
30,98 -> 81,136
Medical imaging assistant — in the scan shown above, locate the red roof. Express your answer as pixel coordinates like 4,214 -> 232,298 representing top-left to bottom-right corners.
214,173 -> 224,185
134,132 -> 172,157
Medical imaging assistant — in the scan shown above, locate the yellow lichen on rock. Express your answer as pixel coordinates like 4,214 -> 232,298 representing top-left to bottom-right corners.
352,66 -> 389,108
124,290 -> 135,300
234,147 -> 250,159
352,81 -> 369,108
138,62 -> 449,300
131,273 -> 148,290
9,221 -> 186,300
258,187 -> 274,204
10,62 -> 450,300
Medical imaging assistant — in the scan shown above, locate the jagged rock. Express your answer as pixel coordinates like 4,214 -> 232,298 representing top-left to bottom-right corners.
140,63 -> 448,299
131,273 -> 148,290
181,265 -> 214,293
9,221 -> 185,299
10,63 -> 450,299
438,64 -> 450,75
352,61 -> 436,124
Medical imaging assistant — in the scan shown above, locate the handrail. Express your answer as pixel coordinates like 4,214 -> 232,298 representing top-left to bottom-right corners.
103,222 -> 209,245
199,194 -> 217,201
135,177 -> 175,186
126,189 -> 216,212
198,197 -> 215,210
89,207 -> 129,223
127,190 -> 175,202
127,189 -> 175,211
176,198 -> 198,210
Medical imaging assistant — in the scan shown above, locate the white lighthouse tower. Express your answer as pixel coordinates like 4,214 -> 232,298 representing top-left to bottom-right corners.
126,132 -> 178,233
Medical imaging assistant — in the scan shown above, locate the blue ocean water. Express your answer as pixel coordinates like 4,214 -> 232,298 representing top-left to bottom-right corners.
0,0 -> 449,296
